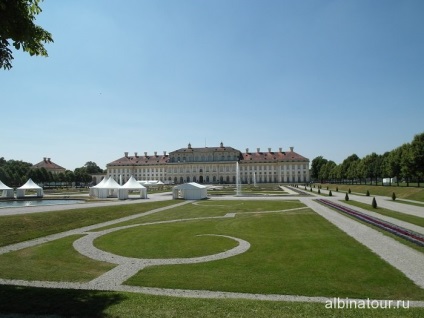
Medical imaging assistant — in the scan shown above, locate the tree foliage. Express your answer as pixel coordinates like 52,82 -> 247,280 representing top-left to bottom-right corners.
0,157 -> 103,187
0,0 -> 53,70
311,132 -> 424,186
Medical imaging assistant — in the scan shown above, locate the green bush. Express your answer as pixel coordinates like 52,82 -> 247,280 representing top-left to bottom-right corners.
366,190 -> 370,196
345,193 -> 349,201
318,189 -> 321,194
348,188 -> 351,194
336,187 -> 338,192
372,197 -> 377,209
329,190 -> 332,197
392,192 -> 396,201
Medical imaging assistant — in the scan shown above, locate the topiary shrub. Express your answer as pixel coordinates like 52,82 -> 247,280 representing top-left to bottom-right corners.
372,197 -> 377,208
392,192 -> 396,201
336,187 -> 338,192
329,190 -> 332,196
348,188 -> 351,194
366,190 -> 370,196
345,193 -> 349,201
318,189 -> 321,194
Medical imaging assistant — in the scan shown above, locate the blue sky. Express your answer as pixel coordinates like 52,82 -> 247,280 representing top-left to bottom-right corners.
2,0 -> 423,170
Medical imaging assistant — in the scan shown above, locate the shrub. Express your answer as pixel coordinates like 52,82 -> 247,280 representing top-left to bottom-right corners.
366,190 -> 370,196
336,187 -> 338,192
372,197 -> 377,208
348,188 -> 351,194
392,192 -> 396,201
318,189 -> 321,194
329,190 -> 332,196
345,193 -> 349,201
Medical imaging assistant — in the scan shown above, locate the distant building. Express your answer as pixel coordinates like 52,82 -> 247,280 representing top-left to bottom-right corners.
107,142 -> 310,184
33,157 -> 66,174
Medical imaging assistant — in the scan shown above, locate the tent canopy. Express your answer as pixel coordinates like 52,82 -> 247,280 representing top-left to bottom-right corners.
90,176 -> 148,200
18,178 -> 42,190
173,182 -> 207,200
119,176 -> 147,199
0,180 -> 14,198
0,180 -> 12,190
16,178 -> 43,198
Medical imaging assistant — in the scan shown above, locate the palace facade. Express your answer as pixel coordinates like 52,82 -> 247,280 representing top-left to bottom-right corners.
106,142 -> 310,184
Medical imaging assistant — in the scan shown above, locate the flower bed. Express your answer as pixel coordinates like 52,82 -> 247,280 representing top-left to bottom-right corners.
317,199 -> 424,247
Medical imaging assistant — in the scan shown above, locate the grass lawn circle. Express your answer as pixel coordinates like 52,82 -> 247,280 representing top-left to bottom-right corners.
89,220 -> 246,259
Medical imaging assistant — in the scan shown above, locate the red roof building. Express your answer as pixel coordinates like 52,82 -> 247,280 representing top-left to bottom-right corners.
107,143 -> 310,184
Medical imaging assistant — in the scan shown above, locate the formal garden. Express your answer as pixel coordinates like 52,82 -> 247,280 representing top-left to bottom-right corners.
0,199 -> 423,317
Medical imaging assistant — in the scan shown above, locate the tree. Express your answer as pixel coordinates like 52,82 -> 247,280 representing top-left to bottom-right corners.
0,0 -> 53,70
410,132 -> 424,187
311,156 -> 328,182
400,143 -> 414,186
372,197 -> 377,209
341,154 -> 360,184
385,147 -> 402,186
84,161 -> 104,174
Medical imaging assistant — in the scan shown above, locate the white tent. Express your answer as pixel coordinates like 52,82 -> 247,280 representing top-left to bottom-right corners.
119,176 -> 147,200
0,180 -> 14,198
172,182 -> 207,200
16,178 -> 43,198
89,176 -> 109,197
96,177 -> 121,198
138,180 -> 164,187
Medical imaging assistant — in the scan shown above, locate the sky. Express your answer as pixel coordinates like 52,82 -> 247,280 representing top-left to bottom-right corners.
2,0 -> 423,171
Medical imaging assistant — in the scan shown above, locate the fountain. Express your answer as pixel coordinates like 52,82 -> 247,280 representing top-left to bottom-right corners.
253,171 -> 257,187
236,162 -> 241,196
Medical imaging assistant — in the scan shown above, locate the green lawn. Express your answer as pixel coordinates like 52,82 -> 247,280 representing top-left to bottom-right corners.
0,200 -> 177,247
0,235 -> 114,282
344,200 -> 424,228
1,199 -> 424,317
122,210 -> 424,300
1,285 -> 422,318
320,184 -> 424,202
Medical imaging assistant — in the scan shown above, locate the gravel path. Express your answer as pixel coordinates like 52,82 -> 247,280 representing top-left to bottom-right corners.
300,198 -> 424,289
0,193 -> 423,307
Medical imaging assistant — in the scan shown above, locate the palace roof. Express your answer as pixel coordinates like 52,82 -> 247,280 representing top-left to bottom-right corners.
33,158 -> 66,171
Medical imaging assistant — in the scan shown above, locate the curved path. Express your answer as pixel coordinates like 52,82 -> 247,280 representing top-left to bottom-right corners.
0,194 -> 424,307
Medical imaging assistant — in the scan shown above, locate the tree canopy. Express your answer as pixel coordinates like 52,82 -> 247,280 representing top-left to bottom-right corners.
0,157 -> 104,187
311,132 -> 424,186
0,0 -> 53,70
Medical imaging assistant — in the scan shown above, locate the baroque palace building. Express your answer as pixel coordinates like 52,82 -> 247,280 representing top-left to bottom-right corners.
106,142 -> 310,184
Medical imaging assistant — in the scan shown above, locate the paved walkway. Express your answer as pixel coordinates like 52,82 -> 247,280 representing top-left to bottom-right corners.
0,191 -> 423,307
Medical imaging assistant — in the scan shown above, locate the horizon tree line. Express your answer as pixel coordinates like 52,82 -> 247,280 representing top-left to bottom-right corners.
0,159 -> 104,188
311,132 -> 423,187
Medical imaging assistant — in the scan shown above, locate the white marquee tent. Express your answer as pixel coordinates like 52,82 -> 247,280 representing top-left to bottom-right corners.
0,180 -> 14,198
16,178 -> 43,198
172,182 -> 207,200
89,176 -> 108,197
89,176 -> 148,200
96,177 -> 121,199
119,176 -> 147,200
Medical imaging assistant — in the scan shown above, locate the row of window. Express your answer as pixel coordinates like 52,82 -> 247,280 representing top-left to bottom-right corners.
109,164 -> 308,175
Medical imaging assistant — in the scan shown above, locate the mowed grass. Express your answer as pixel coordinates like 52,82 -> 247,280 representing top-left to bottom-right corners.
345,200 -> 424,228
93,200 -> 305,230
1,200 -> 424,317
84,201 -> 424,300
320,183 -> 424,202
0,200 -> 177,247
1,285 -> 423,318
0,235 -> 114,282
